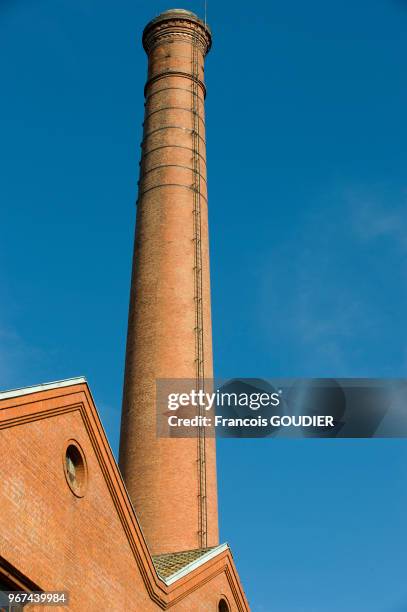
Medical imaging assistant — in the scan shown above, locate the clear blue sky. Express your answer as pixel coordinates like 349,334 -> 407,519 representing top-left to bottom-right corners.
1,1 -> 407,610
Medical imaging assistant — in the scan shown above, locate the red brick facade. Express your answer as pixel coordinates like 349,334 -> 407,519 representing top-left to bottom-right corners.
0,381 -> 249,610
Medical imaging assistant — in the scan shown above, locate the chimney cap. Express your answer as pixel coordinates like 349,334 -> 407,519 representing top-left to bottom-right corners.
148,9 -> 200,24
160,8 -> 199,17
143,8 -> 212,54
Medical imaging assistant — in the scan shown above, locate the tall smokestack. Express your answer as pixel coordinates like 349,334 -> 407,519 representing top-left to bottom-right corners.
119,9 -> 218,555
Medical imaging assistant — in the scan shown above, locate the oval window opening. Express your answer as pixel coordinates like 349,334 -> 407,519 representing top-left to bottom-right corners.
219,599 -> 229,612
64,443 -> 87,497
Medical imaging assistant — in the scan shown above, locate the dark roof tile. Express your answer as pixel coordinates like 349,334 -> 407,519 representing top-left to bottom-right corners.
152,547 -> 216,579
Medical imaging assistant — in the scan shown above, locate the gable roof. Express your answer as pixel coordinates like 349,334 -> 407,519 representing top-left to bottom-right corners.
0,378 -> 250,611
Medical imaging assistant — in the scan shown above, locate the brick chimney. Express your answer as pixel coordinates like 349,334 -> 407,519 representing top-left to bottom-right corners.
119,9 -> 218,555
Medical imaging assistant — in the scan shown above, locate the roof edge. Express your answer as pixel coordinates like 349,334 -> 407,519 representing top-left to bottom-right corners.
162,543 -> 229,586
0,377 -> 87,401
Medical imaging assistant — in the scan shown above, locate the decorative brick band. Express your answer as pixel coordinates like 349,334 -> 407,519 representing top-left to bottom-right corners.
142,13 -> 212,56
139,164 -> 207,184
144,71 -> 207,99
141,145 -> 207,166
145,86 -> 205,106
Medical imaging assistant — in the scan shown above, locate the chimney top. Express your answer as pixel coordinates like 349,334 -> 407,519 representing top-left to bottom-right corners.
143,8 -> 212,55
161,8 -> 198,17
148,9 -> 199,24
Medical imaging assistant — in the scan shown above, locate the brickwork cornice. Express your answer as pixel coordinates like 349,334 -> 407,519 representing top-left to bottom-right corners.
142,13 -> 212,56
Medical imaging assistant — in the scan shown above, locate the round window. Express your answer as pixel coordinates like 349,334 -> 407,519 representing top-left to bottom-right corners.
63,441 -> 87,497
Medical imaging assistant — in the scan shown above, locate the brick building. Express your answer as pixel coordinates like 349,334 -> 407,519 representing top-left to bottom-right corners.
0,9 -> 249,611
